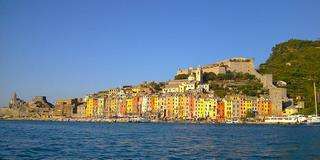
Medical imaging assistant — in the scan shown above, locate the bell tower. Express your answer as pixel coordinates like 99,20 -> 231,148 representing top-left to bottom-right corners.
195,67 -> 202,83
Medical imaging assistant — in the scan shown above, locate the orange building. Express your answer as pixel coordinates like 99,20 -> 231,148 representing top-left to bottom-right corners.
188,94 -> 196,120
150,95 -> 157,114
178,94 -> 187,119
217,101 -> 225,122
165,95 -> 174,119
257,98 -> 272,117
239,98 -> 246,118
132,96 -> 141,116
119,99 -> 126,117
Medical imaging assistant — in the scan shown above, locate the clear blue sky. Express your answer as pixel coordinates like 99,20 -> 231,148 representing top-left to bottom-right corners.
0,0 -> 319,106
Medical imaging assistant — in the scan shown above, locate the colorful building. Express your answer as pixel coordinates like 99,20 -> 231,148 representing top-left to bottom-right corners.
158,95 -> 166,118
244,99 -> 254,117
257,97 -> 272,117
231,97 -> 241,120
165,95 -> 174,119
126,98 -> 133,115
54,98 -> 77,118
85,97 -> 97,118
188,94 -> 196,120
178,94 -> 188,119
141,95 -> 150,115
119,99 -> 126,117
206,98 -> 217,120
150,95 -> 158,115
110,98 -> 119,117
223,99 -> 233,120
196,97 -> 206,119
173,95 -> 179,119
97,97 -> 105,118
217,101 -> 225,122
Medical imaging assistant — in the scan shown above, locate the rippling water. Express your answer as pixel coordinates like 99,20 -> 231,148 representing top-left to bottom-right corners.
0,120 -> 320,159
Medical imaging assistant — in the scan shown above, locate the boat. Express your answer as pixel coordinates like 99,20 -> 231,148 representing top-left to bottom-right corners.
138,117 -> 150,123
225,119 -> 240,124
306,82 -> 320,124
264,116 -> 301,124
225,120 -> 233,124
306,115 -> 320,124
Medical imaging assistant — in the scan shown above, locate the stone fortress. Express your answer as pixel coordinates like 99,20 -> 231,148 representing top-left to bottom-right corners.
176,57 -> 288,115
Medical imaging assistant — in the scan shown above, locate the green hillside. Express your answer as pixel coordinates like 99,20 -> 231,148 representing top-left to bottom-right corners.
259,39 -> 320,114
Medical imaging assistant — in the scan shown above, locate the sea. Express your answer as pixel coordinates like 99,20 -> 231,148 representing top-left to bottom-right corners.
0,120 -> 319,159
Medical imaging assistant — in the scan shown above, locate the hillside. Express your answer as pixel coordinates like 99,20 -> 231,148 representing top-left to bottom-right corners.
175,71 -> 267,97
259,39 -> 320,114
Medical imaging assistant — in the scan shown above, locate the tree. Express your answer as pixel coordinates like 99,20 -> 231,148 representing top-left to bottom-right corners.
149,81 -> 164,91
246,109 -> 255,118
225,71 -> 235,80
258,39 -> 320,111
174,74 -> 189,80
202,72 -> 217,82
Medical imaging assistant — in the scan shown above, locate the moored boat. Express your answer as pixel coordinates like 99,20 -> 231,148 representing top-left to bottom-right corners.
306,115 -> 320,124
264,115 -> 303,124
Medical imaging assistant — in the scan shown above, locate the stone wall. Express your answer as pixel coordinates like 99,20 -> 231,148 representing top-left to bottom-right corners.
222,59 -> 255,74
202,66 -> 226,75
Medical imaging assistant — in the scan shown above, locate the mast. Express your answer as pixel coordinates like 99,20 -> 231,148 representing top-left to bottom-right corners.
314,81 -> 318,116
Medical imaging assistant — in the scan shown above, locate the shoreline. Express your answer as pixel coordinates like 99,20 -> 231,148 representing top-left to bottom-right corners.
0,117 -> 306,125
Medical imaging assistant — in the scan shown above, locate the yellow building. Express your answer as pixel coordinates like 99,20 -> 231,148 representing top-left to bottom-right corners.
173,95 -> 179,119
178,94 -> 188,119
165,95 -> 174,119
85,97 -> 96,118
132,87 -> 141,94
223,99 -> 233,120
110,98 -> 118,116
97,97 -> 105,117
179,85 -> 186,93
284,106 -> 298,116
243,99 -> 253,116
126,98 -> 133,115
152,95 -> 159,114
158,96 -> 166,117
196,97 -> 206,119
206,98 -> 217,120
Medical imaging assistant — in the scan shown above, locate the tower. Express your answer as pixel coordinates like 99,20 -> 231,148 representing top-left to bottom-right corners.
195,67 -> 202,83
9,92 -> 19,109
10,92 -> 18,105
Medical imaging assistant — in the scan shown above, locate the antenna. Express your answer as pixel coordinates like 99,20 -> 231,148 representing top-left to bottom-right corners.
314,81 -> 318,116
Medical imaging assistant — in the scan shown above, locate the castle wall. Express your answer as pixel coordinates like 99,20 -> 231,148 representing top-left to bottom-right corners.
260,74 -> 274,89
177,69 -> 189,75
202,66 -> 226,75
223,60 -> 255,74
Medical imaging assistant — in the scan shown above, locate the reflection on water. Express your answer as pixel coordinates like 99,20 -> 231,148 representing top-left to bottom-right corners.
0,121 -> 319,159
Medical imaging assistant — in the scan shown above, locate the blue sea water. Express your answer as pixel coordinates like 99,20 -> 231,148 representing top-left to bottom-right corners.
0,120 -> 319,159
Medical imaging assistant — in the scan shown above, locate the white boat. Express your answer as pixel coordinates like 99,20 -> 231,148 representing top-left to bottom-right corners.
225,120 -> 233,124
306,115 -> 320,124
225,119 -> 240,124
264,116 -> 301,124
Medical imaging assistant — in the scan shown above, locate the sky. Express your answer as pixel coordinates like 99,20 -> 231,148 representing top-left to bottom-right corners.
0,0 -> 319,106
